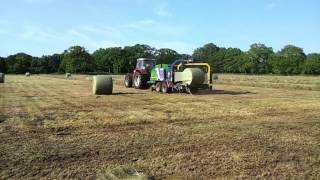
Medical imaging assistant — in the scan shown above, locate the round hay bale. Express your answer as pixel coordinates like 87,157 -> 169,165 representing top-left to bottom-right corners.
66,73 -> 71,78
182,68 -> 205,86
0,73 -> 5,83
25,72 -> 31,77
92,75 -> 113,95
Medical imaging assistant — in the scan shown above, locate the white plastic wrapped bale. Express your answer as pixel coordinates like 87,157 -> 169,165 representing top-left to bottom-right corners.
92,75 -> 113,95
174,68 -> 205,86
25,72 -> 31,77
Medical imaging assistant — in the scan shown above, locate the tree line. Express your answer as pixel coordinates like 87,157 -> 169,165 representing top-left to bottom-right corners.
0,43 -> 319,75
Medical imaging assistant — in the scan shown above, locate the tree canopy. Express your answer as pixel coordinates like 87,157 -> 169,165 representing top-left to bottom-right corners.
0,43 -> 319,75
60,46 -> 94,73
272,45 -> 306,75
304,53 -> 320,74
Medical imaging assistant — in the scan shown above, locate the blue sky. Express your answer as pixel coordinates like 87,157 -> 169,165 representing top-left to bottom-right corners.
0,0 -> 319,56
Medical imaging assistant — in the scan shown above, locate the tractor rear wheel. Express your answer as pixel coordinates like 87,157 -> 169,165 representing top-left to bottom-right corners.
155,82 -> 162,92
161,82 -> 169,93
133,72 -> 149,89
124,73 -> 133,88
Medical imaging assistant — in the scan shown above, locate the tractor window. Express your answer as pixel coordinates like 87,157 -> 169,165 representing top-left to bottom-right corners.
137,60 -> 155,68
144,61 -> 155,68
136,61 -> 143,68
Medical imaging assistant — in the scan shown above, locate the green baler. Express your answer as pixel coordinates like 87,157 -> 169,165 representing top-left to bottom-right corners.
149,59 -> 212,93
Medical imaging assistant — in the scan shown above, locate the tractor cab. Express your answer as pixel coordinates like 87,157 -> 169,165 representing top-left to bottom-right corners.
136,58 -> 156,72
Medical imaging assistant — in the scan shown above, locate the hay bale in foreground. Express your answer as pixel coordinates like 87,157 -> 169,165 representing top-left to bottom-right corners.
66,73 -> 71,78
92,75 -> 113,95
25,72 -> 31,77
0,73 -> 5,83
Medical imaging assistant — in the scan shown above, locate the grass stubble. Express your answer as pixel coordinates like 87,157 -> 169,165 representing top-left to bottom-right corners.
0,74 -> 319,179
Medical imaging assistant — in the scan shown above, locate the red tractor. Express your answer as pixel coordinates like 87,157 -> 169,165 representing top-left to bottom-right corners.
124,58 -> 156,89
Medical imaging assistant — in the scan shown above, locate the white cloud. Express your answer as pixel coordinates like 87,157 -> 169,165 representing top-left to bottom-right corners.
0,29 -> 7,34
23,0 -> 54,3
124,19 -> 187,35
19,25 -> 61,41
139,19 -> 154,25
68,29 -> 91,41
66,26 -> 127,52
155,4 -> 172,17
76,24 -> 124,39
124,19 -> 154,30
267,2 -> 276,9
152,41 -> 195,54
12,18 -> 190,55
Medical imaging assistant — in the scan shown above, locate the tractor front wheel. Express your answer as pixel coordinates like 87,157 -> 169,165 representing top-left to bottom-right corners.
124,73 -> 133,88
133,72 -> 149,89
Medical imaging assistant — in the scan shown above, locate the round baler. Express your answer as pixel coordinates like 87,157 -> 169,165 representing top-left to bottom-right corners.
149,59 -> 213,94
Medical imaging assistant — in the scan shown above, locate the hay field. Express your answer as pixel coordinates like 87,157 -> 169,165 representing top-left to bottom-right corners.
0,74 -> 320,179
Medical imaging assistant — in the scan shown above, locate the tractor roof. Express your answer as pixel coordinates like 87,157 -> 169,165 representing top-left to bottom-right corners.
137,58 -> 156,61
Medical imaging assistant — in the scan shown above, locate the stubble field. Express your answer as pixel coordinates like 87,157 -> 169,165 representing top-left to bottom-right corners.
0,74 -> 319,179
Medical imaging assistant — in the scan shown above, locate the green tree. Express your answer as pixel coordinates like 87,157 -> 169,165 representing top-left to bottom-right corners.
108,47 -> 125,74
42,54 -> 62,73
156,48 -> 179,64
192,43 -> 225,73
6,53 -> 32,73
304,53 -> 320,74
30,57 -> 47,73
177,54 -> 191,60
0,57 -> 6,73
239,53 -> 252,73
192,43 -> 219,61
272,45 -> 306,74
61,46 -> 94,73
122,44 -> 157,72
223,48 -> 248,73
92,48 -> 114,73
92,47 -> 125,74
247,43 -> 274,74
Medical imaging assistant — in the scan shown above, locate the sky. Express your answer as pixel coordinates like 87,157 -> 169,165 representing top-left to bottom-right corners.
0,0 -> 319,56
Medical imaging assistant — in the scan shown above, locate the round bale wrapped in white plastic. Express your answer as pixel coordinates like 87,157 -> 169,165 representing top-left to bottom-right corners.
25,72 -> 31,77
0,73 -> 5,83
92,75 -> 113,95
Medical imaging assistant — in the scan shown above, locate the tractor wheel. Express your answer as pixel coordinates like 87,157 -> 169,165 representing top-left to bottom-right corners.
133,72 -> 149,89
155,82 -> 162,92
161,82 -> 169,93
124,73 -> 133,88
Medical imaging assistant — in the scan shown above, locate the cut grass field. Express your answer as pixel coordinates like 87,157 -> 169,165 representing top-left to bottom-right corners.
0,74 -> 320,179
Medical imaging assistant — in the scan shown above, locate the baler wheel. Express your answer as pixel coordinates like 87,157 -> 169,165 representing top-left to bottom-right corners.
161,82 -> 168,93
155,82 -> 162,92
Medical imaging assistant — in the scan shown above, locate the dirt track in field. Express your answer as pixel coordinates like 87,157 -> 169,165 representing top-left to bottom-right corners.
0,75 -> 320,179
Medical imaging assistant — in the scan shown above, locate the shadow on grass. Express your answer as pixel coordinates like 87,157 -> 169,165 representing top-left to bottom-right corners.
193,89 -> 252,96
0,115 -> 7,123
113,92 -> 146,95
96,92 -> 146,96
